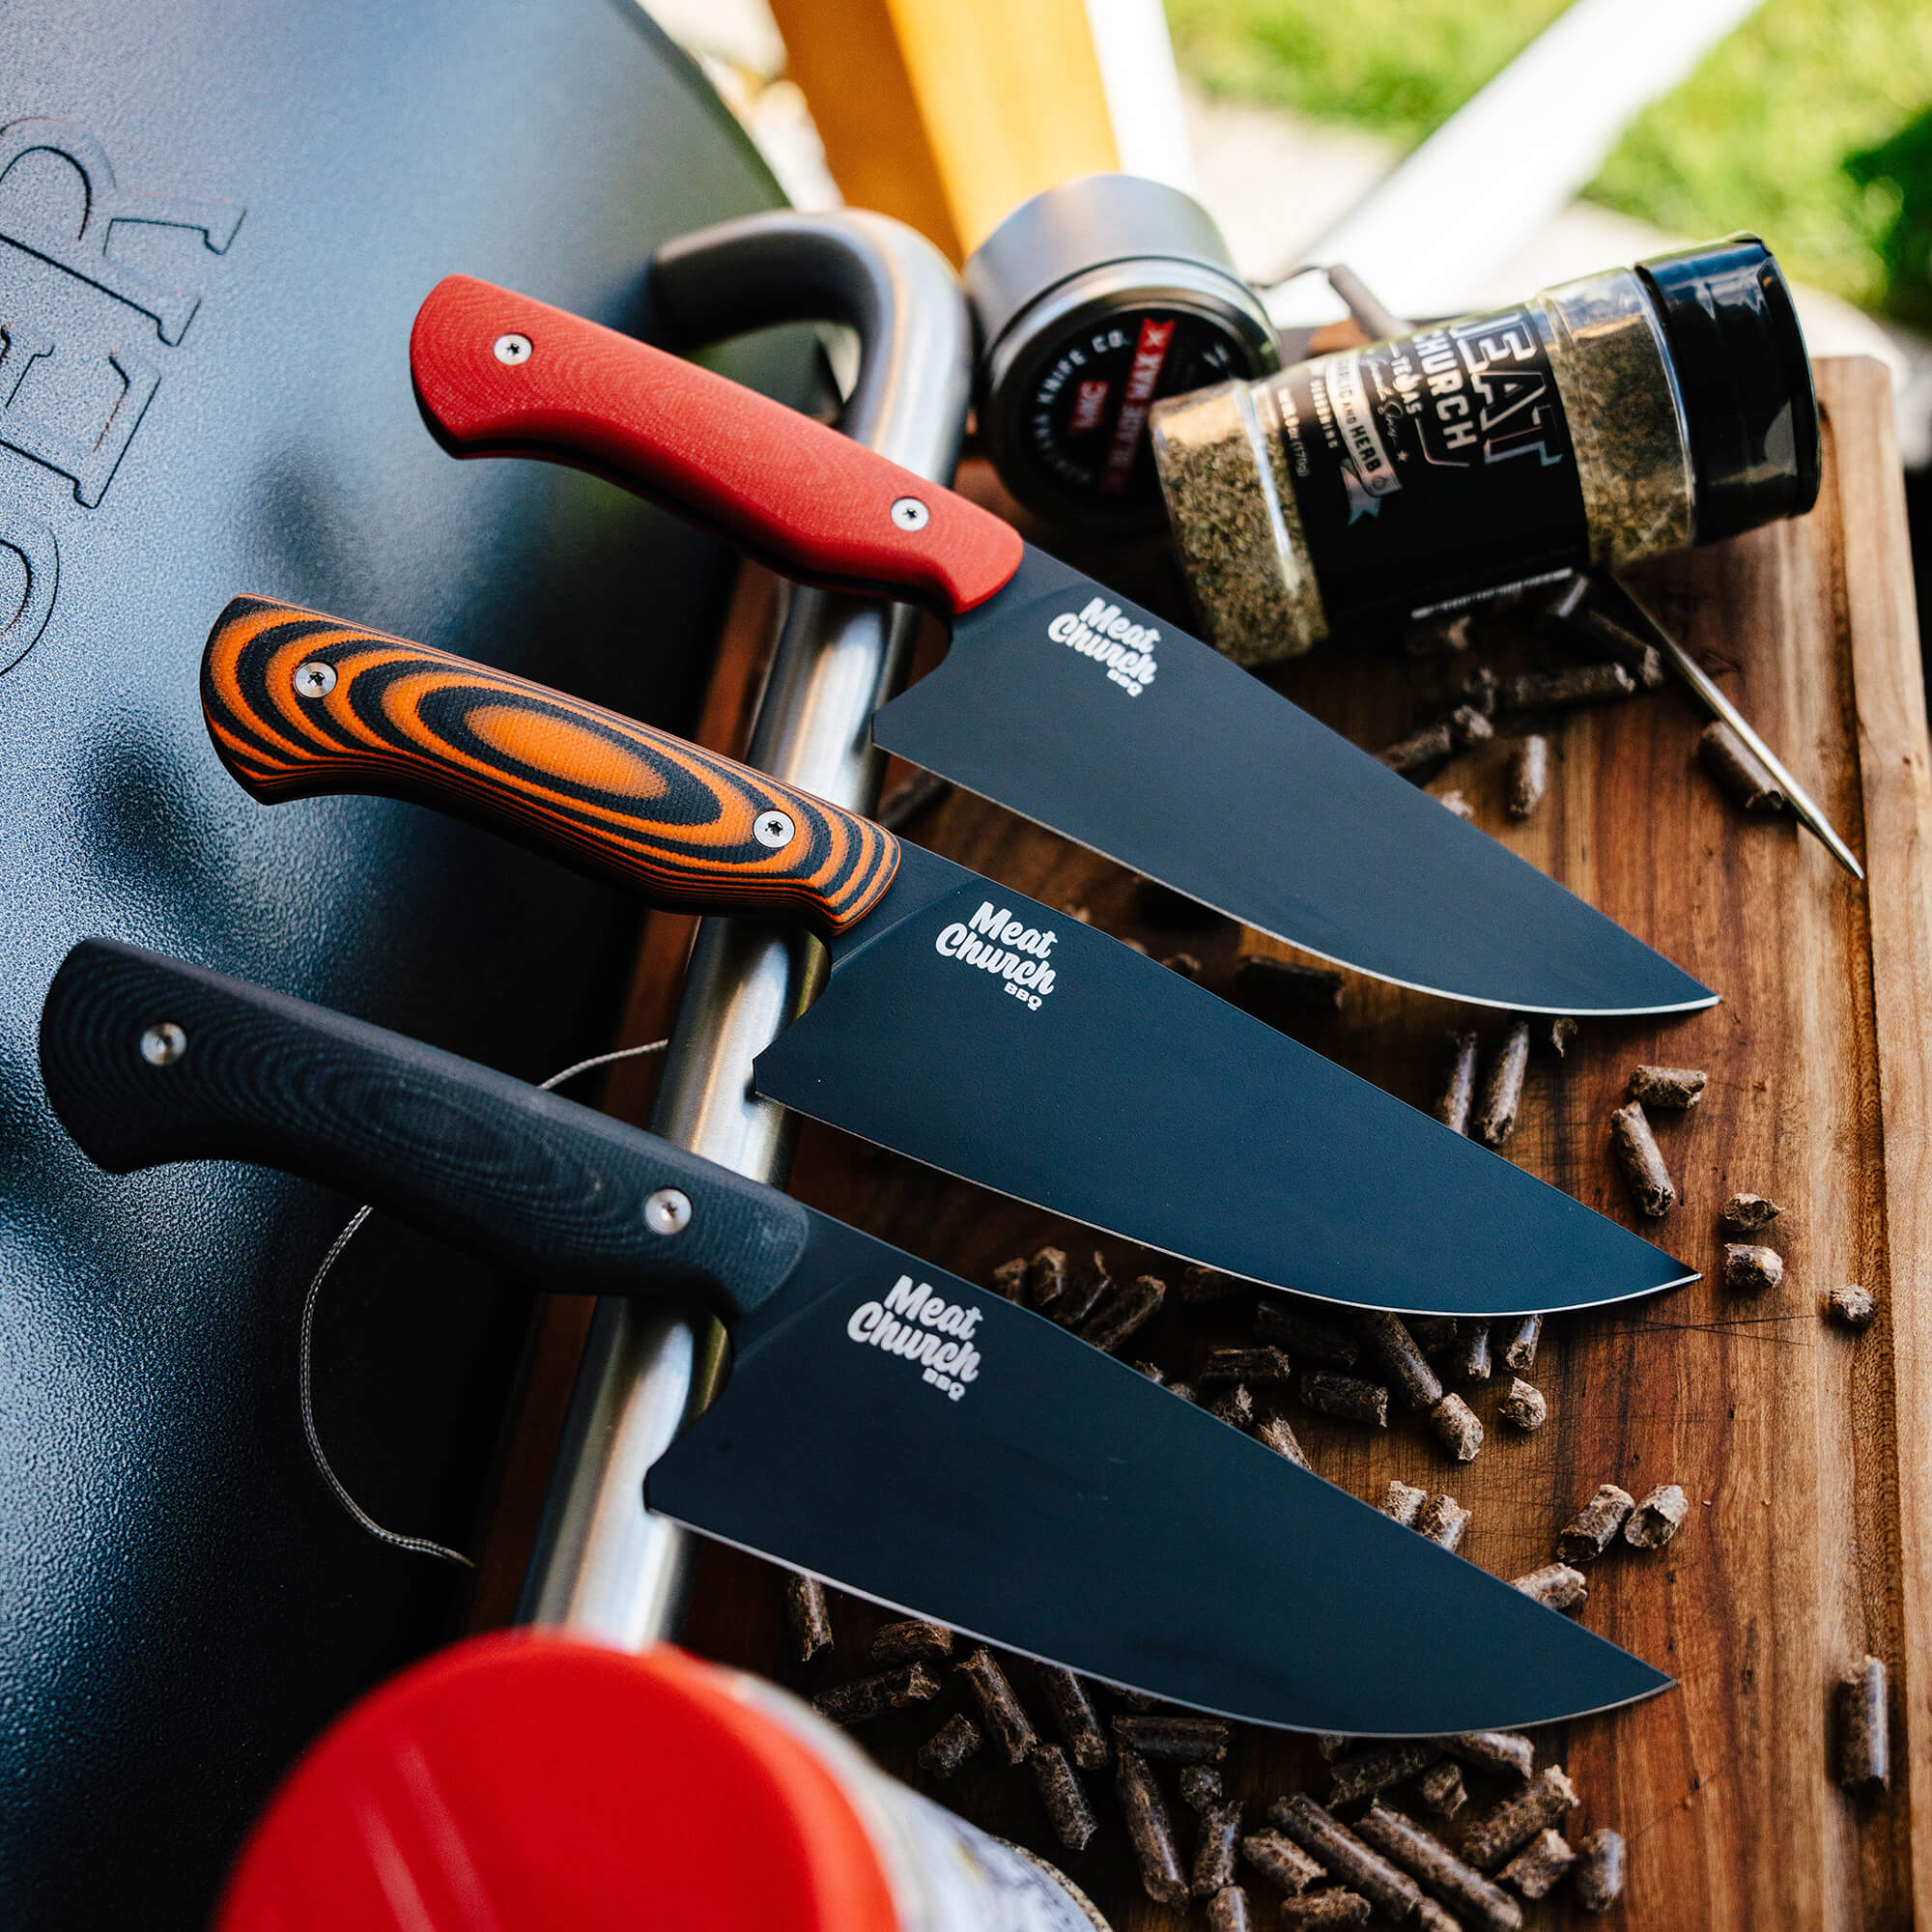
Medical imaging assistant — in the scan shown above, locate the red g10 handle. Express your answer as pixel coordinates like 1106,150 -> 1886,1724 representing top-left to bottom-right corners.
411,274 -> 1023,616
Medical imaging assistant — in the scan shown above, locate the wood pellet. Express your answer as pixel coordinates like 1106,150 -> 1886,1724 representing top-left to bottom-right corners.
1326,1741 -> 1441,1808
1180,1764 -> 1224,1812
1625,1483 -> 1688,1549
1232,952 -> 1345,1016
1079,1273 -> 1165,1352
1418,1761 -> 1467,1818
1378,720 -> 1458,775
1049,1250 -> 1113,1329
1445,1732 -> 1536,1780
1208,1384 -> 1255,1432
1558,1484 -> 1634,1562
1037,1663 -> 1110,1769
1501,663 -> 1636,712
1113,1713 -> 1230,1763
1837,1654 -> 1889,1789
1448,1320 -> 1492,1382
1270,1794 -> 1424,1921
1241,1828 -> 1324,1896
1359,1312 -> 1444,1410
990,1256 -> 1029,1300
1380,1479 -> 1427,1527
1699,719 -> 1787,813
1027,1246 -> 1068,1315
1500,1378 -> 1548,1431
1435,1031 -> 1481,1134
1827,1284 -> 1877,1330
1610,1100 -> 1676,1215
783,1571 -> 834,1662
1724,1242 -> 1784,1293
917,1711 -> 981,1778
1201,1345 -> 1293,1387
1573,1827 -> 1626,1912
869,1618 -> 952,1665
1430,1392 -> 1485,1462
1192,1799 -> 1245,1896
1280,1892 -> 1370,1929
1500,1826 -> 1577,1899
1258,1300 -> 1360,1366
1475,1020 -> 1531,1148
1720,1191 -> 1783,1234
955,1647 -> 1037,1763
1498,1312 -> 1542,1372
1629,1063 -> 1707,1109
1438,789 -> 1475,820
1462,1764 -> 1579,1869
1029,1744 -> 1098,1851
1506,735 -> 1548,820
1416,1492 -> 1470,1550
1180,1264 -> 1256,1305
1118,1746 -> 1189,1904
1301,1371 -> 1389,1428
1206,1885 -> 1252,1932
1352,1801 -> 1523,1932
1256,1410 -> 1314,1469
1512,1563 -> 1588,1611
1408,1316 -> 1460,1356
810,1661 -> 940,1725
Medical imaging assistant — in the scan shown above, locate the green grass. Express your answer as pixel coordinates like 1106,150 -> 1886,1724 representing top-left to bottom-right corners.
1167,0 -> 1932,324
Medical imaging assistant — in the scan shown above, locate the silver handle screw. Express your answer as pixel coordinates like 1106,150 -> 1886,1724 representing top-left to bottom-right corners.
493,333 -> 532,366
140,1022 -> 186,1066
294,661 -> 336,698
643,1188 -> 692,1236
753,810 -> 795,850
890,497 -> 929,531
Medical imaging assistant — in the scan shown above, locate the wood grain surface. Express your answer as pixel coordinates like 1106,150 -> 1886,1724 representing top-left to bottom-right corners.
487,357 -> 1931,1928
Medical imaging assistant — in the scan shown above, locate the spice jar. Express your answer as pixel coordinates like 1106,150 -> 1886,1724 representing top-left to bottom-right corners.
1150,236 -> 1820,664
216,1633 -> 1112,1932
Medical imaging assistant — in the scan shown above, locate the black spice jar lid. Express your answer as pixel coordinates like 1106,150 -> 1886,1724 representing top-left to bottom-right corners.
966,174 -> 1280,528
1635,236 -> 1822,544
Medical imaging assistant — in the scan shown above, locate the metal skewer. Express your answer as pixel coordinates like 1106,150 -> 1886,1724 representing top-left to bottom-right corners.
1597,571 -> 1864,880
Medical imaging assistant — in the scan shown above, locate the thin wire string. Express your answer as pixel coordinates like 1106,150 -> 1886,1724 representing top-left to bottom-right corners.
296,1037 -> 669,1568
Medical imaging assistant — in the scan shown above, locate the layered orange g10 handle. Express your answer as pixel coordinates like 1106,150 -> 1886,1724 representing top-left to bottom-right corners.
201,597 -> 901,936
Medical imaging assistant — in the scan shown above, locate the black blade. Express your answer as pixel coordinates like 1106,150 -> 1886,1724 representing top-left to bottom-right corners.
873,547 -> 1716,1016
754,843 -> 1693,1318
650,1213 -> 1672,1734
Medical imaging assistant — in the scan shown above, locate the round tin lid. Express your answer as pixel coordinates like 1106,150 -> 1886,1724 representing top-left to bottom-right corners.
216,1634 -> 901,1932
966,175 -> 1279,527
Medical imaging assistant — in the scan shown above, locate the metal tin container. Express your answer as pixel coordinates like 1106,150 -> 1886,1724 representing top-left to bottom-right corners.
967,174 -> 1280,527
1151,236 -> 1821,663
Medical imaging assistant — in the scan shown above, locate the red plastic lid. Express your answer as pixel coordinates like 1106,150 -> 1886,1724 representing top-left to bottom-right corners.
216,1634 -> 902,1932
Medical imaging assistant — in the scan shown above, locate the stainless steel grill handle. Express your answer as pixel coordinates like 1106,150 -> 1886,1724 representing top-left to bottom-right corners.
517,210 -> 973,1642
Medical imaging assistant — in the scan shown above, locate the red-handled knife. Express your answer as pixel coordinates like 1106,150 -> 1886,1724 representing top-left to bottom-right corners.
410,275 -> 1716,1021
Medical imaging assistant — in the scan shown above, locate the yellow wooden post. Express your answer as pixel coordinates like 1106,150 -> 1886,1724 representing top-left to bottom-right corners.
764,0 -> 1122,261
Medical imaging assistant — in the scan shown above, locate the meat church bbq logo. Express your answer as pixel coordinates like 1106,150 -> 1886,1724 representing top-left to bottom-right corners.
934,900 -> 1060,1011
1046,596 -> 1158,696
846,1274 -> 983,1401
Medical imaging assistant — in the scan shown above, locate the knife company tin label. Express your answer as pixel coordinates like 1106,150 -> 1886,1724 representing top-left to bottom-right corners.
935,902 -> 1059,1011
1046,596 -> 1158,695
847,1275 -> 983,1400
1271,304 -> 1587,631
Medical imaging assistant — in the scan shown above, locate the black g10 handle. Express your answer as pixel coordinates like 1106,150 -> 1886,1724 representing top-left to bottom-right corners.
39,940 -> 809,1320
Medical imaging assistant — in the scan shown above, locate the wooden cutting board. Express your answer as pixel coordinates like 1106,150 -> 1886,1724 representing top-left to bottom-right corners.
484,356 -> 1932,1929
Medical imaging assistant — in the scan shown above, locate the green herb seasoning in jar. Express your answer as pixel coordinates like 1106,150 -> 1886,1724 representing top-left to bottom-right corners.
1149,237 -> 1821,666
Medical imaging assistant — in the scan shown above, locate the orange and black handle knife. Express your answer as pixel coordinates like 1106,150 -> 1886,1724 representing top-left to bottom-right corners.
402,272 -> 1717,1020
200,595 -> 1696,1320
